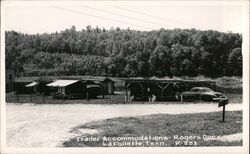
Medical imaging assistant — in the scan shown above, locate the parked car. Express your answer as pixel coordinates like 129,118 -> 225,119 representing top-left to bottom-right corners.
181,87 -> 227,101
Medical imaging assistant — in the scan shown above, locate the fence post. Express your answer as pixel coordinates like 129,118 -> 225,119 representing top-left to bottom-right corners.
43,92 -> 45,102
141,88 -> 144,103
125,95 -> 127,103
125,87 -> 128,103
102,86 -> 104,99
222,105 -> 226,122
30,93 -> 32,101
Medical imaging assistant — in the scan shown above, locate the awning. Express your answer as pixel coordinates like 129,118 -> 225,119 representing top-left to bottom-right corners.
25,81 -> 38,87
46,80 -> 79,87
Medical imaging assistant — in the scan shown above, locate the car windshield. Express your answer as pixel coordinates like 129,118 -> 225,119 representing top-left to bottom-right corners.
191,87 -> 213,92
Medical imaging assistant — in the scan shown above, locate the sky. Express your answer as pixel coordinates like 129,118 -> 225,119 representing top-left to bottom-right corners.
3,1 -> 246,34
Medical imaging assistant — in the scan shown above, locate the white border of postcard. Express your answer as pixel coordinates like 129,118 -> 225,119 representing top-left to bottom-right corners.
1,0 -> 249,154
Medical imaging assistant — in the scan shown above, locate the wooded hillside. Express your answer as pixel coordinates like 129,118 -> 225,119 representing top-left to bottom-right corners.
5,26 -> 242,77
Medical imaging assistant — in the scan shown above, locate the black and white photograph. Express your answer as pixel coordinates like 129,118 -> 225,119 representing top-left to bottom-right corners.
1,0 -> 249,154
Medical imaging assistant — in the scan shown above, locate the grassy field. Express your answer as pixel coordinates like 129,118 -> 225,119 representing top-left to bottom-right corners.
62,111 -> 242,147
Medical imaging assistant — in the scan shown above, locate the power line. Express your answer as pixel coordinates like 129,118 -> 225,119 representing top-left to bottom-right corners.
112,6 -> 200,29
51,6 -> 154,30
81,5 -> 173,28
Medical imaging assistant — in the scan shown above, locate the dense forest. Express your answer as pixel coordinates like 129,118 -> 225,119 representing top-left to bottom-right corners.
5,26 -> 242,78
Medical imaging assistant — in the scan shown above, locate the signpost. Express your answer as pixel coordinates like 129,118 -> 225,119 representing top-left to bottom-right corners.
216,98 -> 229,122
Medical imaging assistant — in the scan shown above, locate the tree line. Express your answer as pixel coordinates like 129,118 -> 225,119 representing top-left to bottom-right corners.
5,26 -> 242,77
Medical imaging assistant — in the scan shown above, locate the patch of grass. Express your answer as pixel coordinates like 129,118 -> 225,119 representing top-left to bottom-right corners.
63,111 -> 242,147
225,94 -> 242,104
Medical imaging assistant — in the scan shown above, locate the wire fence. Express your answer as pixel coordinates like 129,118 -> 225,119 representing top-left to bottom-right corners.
5,91 -> 242,104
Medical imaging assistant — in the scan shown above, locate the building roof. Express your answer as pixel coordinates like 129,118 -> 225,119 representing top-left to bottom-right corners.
25,81 -> 39,87
60,76 -> 115,83
46,80 -> 79,87
15,76 -> 115,83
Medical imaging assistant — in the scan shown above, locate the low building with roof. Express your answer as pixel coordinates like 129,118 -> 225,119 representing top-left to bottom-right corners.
25,81 -> 39,94
47,80 -> 86,99
122,78 -> 216,101
13,77 -> 39,94
14,76 -> 55,95
13,76 -> 115,97
59,76 -> 115,95
46,79 -> 103,99
81,76 -> 115,95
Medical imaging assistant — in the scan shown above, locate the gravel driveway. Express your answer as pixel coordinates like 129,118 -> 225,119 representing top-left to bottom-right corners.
6,103 -> 242,147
